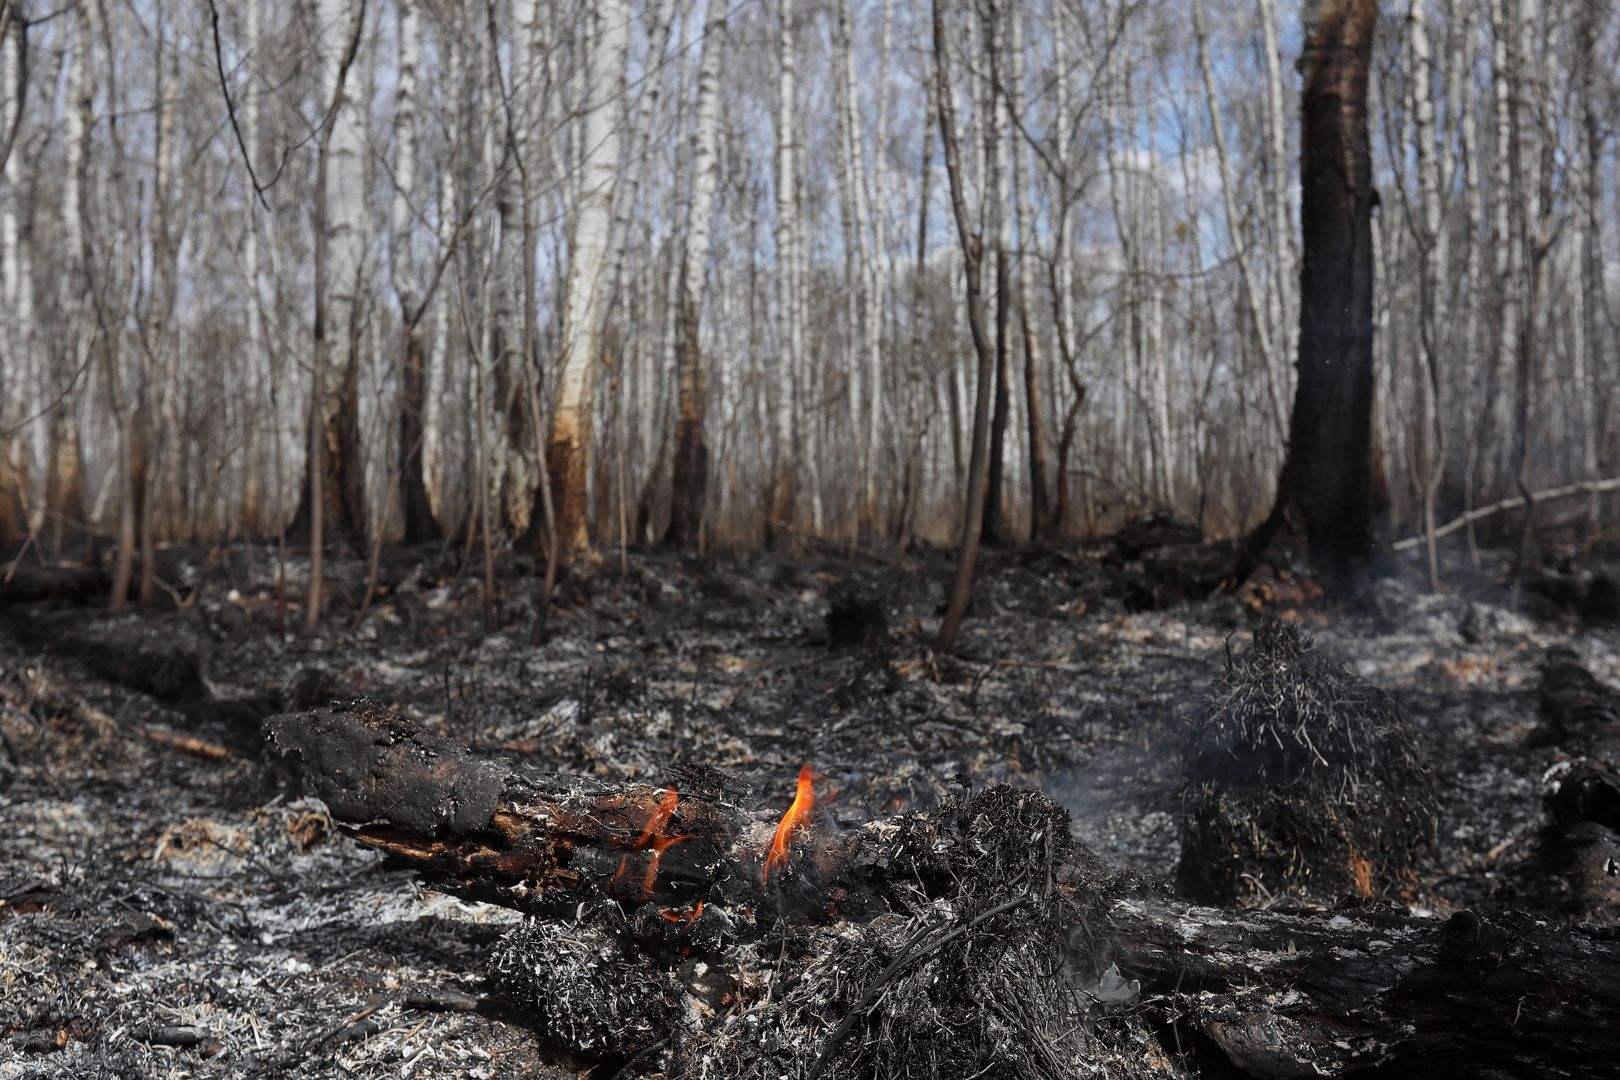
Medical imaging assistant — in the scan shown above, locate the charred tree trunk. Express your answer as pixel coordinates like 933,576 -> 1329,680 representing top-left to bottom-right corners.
666,291 -> 708,547
932,0 -> 998,655
399,331 -> 438,543
1255,0 -> 1380,580
981,245 -> 1011,547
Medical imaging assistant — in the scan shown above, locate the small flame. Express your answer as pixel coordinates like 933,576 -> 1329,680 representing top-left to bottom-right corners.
762,764 -> 816,884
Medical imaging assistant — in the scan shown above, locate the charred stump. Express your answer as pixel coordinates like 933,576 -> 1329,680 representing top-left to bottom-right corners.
825,585 -> 889,649
1177,621 -> 1438,905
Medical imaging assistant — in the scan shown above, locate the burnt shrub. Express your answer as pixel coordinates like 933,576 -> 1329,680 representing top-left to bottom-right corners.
1177,621 -> 1438,906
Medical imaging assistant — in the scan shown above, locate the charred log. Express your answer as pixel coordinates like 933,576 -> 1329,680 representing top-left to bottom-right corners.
1536,650 -> 1620,921
1114,898 -> 1620,1079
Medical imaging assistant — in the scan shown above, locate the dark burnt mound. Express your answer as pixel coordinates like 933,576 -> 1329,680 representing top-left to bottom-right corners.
1177,621 -> 1439,905
666,786 -> 1160,1080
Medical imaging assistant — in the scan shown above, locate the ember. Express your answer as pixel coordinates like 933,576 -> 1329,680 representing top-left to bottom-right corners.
658,900 -> 705,925
612,786 -> 689,899
762,764 -> 816,884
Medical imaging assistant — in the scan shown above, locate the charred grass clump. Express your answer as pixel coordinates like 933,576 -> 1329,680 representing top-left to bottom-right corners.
671,787 -> 1165,1080
1177,621 -> 1438,906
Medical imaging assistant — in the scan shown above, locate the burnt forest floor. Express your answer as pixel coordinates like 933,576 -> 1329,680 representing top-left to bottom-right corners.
1,532 -> 1615,1078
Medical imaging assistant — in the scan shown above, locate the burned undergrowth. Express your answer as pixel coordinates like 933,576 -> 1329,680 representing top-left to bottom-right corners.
3,533 -> 1618,1076
670,787 -> 1154,1080
1177,621 -> 1439,905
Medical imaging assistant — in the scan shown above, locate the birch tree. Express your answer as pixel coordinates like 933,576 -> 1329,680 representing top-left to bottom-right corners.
1409,0 -> 1446,586
548,0 -> 628,559
391,0 -> 437,543
1006,0 -> 1052,537
1,15 -> 39,546
304,0 -> 366,632
667,0 -> 727,546
769,0 -> 802,544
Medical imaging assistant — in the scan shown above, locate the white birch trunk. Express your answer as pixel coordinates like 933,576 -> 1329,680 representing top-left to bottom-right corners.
1458,4 -> 1484,553
1487,0 -> 1520,498
3,18 -> 41,523
682,0 -> 725,369
772,0 -> 800,524
240,0 -> 267,532
1410,0 -> 1446,584
1577,0 -> 1605,526
423,121 -> 455,528
864,0 -> 893,515
1192,0 -> 1285,445
391,0 -> 419,311
835,0 -> 874,524
1257,0 -> 1297,377
319,0 -> 367,524
668,0 -> 727,541
60,5 -> 90,538
550,0 -> 628,554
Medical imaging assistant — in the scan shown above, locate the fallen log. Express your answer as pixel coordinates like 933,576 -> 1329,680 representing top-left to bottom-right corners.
1390,475 -> 1620,552
1112,898 -> 1620,1078
1536,649 -> 1620,921
267,699 -> 812,915
267,700 -> 1620,1078
0,563 -> 105,604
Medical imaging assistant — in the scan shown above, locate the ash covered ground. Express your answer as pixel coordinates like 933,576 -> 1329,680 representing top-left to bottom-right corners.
1,533 -> 1613,1077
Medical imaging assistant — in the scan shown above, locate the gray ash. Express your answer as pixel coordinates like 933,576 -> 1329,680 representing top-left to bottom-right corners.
487,900 -> 673,1058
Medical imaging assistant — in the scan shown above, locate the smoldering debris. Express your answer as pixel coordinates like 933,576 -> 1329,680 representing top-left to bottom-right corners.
489,902 -> 672,1058
667,787 -> 1168,1080
1177,620 -> 1440,905
0,541 -> 1601,1078
478,783 -> 1167,1080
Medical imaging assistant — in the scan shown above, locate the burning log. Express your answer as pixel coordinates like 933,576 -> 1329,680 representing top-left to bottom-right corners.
267,700 -> 1620,1078
1177,621 -> 1438,905
262,701 -> 919,922
1536,649 -> 1620,922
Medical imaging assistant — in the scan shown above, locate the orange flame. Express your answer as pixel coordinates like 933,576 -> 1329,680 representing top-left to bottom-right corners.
762,765 -> 816,884
614,788 -> 689,900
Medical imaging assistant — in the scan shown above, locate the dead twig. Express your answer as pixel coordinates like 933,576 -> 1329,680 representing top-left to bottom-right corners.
136,724 -> 235,761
